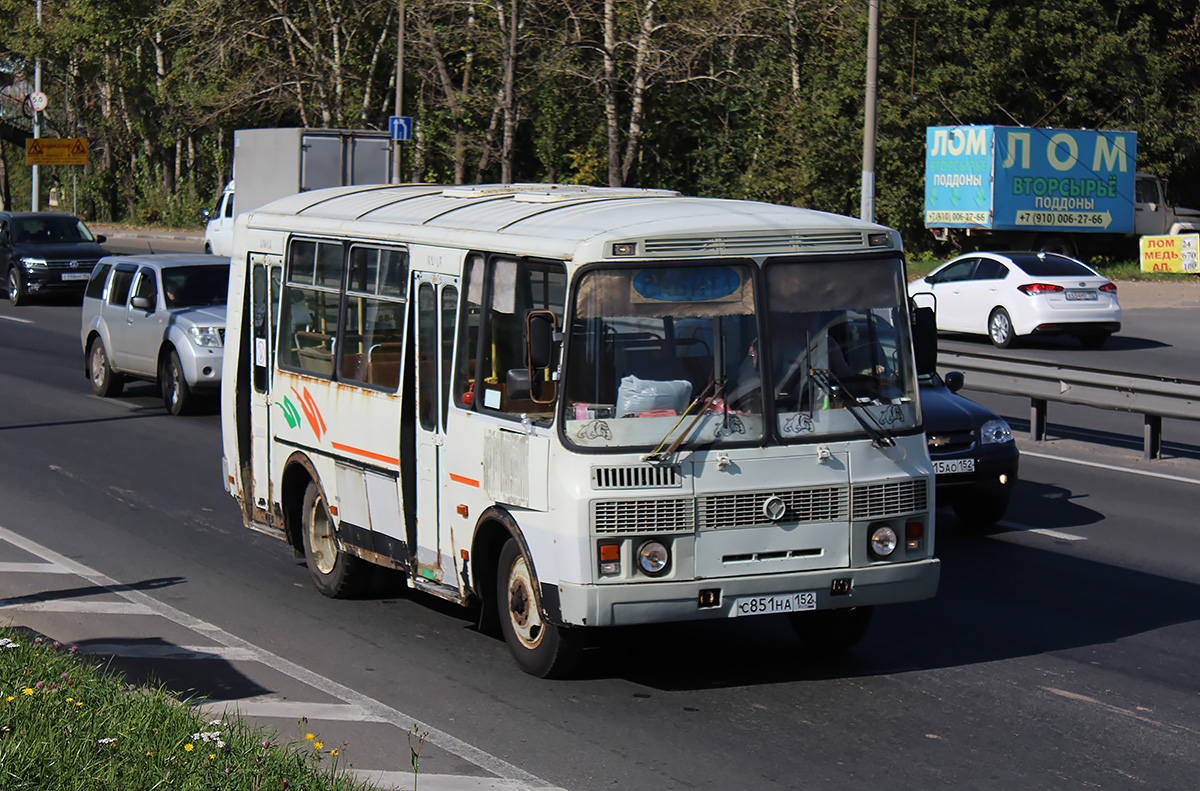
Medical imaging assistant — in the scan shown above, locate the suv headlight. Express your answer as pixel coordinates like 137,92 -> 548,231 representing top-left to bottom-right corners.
980,418 -> 1013,444
189,326 -> 224,348
19,257 -> 47,269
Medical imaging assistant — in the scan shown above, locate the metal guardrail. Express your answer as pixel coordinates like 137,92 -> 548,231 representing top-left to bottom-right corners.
938,350 -> 1200,460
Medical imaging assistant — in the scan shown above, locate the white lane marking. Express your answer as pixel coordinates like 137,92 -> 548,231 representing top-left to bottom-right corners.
87,395 -> 154,411
0,600 -> 156,614
992,522 -> 1086,542
0,315 -> 33,325
0,561 -> 72,574
1041,686 -> 1200,737
351,772 -> 561,791
1026,528 -> 1087,542
1021,449 -> 1200,486
200,700 -> 388,723
0,524 -> 554,789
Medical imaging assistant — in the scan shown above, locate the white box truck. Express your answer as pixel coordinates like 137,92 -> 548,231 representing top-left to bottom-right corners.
203,128 -> 392,255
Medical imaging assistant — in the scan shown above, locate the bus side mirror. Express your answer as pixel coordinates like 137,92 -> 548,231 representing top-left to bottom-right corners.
526,309 -> 556,369
506,310 -> 558,404
944,370 -> 965,392
913,306 -> 938,376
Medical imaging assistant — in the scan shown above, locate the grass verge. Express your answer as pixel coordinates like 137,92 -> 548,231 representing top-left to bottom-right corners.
0,625 -> 374,790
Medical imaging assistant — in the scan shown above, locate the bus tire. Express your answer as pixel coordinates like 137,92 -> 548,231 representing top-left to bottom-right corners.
788,606 -> 873,654
496,538 -> 581,678
301,480 -> 367,598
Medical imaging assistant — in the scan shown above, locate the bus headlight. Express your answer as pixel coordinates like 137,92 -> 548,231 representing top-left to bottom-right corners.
869,524 -> 898,558
636,540 -> 669,576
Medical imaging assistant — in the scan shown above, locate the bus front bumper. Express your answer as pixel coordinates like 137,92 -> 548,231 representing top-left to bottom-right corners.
553,558 -> 940,627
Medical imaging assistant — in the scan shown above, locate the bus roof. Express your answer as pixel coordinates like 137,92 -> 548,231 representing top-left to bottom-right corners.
244,183 -> 901,262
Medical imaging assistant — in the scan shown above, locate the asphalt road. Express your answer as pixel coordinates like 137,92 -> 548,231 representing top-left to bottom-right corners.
1,239 -> 1198,790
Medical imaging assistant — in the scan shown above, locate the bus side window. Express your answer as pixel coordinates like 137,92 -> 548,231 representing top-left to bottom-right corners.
339,246 -> 407,391
279,239 -> 341,378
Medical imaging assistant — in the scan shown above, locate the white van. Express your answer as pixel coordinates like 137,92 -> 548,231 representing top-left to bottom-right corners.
202,180 -> 235,255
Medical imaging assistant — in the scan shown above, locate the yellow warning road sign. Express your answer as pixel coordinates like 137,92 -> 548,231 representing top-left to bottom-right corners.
25,138 -> 89,166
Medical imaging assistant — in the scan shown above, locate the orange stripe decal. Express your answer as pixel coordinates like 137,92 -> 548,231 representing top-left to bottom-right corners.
449,473 -> 480,488
331,442 -> 400,466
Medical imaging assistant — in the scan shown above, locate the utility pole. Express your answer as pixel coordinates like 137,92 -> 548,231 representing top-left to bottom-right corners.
860,0 -> 880,223
391,0 -> 406,183
32,0 -> 42,211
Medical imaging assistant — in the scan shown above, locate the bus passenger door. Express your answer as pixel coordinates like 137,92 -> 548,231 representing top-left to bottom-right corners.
250,254 -> 283,515
412,273 -> 459,587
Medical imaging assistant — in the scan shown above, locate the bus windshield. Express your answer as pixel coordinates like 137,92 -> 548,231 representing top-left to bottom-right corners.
562,257 -> 919,451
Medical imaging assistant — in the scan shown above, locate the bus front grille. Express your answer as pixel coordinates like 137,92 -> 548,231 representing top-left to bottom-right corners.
592,498 -> 694,534
698,486 -> 848,529
850,479 -> 929,519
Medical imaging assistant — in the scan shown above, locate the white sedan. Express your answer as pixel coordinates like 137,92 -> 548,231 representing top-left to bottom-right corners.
908,251 -> 1121,348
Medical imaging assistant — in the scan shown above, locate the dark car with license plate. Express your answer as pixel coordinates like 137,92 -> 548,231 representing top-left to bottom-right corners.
921,370 -> 1019,527
2,211 -> 108,305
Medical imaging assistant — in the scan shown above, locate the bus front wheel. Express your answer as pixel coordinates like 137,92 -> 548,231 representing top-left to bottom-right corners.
497,538 -> 582,678
301,481 -> 367,598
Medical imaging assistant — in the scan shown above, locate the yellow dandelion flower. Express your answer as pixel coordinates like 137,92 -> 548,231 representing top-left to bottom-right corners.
5,696 -> 13,702
330,748 -> 339,757
75,701 -> 83,707
209,753 -> 216,760
184,743 -> 195,752
313,741 -> 323,750
22,688 -> 34,696
305,733 -> 315,741
65,697 -> 73,702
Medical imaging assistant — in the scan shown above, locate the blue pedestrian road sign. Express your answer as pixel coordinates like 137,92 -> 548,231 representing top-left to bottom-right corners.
389,116 -> 413,141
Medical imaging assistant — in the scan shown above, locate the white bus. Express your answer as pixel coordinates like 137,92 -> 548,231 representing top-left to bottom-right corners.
220,183 -> 941,677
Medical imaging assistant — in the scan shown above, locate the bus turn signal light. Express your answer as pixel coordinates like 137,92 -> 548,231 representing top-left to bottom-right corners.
905,521 -> 924,552
599,542 -> 620,575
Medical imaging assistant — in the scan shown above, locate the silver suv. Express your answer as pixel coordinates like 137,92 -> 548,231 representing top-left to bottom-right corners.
80,254 -> 230,415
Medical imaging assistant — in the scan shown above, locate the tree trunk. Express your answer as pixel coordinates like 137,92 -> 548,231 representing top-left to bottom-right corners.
603,0 -> 620,186
620,0 -> 657,185
417,9 -> 469,183
500,0 -> 518,183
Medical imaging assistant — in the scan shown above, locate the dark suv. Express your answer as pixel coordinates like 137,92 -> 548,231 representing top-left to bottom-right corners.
921,370 -> 1020,527
2,211 -> 108,305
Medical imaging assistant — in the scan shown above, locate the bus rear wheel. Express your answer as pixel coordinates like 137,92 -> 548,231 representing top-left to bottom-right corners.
788,606 -> 873,654
497,538 -> 581,678
301,480 -> 367,598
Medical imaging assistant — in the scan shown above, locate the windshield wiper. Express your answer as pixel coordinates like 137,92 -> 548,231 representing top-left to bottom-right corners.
809,368 -> 895,448
643,378 -> 724,462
